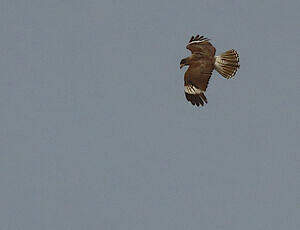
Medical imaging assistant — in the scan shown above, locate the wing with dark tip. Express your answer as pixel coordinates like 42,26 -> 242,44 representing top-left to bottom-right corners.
186,35 -> 216,57
185,91 -> 208,107
183,59 -> 214,107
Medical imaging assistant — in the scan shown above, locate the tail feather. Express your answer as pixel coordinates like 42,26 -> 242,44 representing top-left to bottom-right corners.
214,49 -> 240,79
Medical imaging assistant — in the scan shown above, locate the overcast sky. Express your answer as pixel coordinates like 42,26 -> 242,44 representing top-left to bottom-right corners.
0,0 -> 299,229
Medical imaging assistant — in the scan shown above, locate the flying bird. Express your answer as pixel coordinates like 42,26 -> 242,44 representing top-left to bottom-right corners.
180,35 -> 240,106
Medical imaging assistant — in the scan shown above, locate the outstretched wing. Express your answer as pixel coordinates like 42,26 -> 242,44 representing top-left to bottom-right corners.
186,35 -> 216,57
184,59 -> 214,107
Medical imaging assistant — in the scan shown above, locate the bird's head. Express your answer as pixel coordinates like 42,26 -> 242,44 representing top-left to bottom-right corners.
180,58 -> 189,69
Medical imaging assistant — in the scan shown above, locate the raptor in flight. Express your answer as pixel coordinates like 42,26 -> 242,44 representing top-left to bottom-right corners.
180,35 -> 240,106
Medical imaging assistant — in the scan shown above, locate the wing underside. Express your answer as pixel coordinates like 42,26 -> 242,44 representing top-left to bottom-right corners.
184,61 -> 214,107
186,35 -> 216,57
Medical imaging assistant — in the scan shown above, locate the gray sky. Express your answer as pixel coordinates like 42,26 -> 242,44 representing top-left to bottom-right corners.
0,0 -> 299,229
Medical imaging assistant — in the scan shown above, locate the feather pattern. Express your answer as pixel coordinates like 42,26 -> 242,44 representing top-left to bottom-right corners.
186,35 -> 215,57
181,34 -> 240,107
214,49 -> 240,79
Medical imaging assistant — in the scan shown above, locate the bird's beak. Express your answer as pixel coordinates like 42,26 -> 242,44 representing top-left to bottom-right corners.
180,64 -> 185,69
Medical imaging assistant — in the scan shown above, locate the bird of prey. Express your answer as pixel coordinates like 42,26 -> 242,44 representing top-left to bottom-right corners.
180,35 -> 240,107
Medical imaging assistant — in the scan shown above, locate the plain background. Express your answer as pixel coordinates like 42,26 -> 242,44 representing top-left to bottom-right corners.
1,0 -> 299,229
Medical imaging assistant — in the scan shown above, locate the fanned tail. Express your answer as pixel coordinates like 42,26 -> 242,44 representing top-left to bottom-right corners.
214,49 -> 240,79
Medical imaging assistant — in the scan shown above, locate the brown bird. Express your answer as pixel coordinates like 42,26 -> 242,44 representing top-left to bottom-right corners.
180,35 -> 240,107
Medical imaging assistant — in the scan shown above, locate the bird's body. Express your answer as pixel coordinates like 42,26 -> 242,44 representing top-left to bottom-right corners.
180,35 -> 240,107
